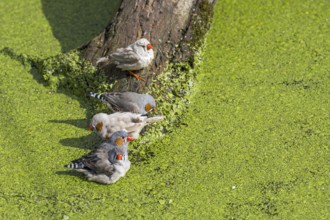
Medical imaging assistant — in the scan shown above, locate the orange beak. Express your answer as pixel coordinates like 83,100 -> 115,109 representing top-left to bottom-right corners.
127,135 -> 134,142
87,124 -> 93,131
116,154 -> 123,160
147,43 -> 153,50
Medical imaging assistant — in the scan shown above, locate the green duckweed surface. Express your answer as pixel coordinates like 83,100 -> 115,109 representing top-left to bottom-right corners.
0,0 -> 329,219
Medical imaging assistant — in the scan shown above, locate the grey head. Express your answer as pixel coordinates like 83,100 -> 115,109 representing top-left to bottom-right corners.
108,130 -> 134,146
139,94 -> 156,114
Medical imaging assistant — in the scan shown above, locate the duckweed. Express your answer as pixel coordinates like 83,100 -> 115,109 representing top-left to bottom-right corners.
0,0 -> 329,219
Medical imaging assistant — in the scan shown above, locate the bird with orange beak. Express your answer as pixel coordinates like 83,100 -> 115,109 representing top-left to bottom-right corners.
65,130 -> 134,184
96,38 -> 154,81
88,112 -> 164,139
88,91 -> 157,115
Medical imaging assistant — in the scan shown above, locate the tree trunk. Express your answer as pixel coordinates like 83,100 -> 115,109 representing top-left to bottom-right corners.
79,0 -> 216,93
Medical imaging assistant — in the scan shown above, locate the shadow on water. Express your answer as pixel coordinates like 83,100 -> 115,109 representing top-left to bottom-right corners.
0,47 -> 105,150
59,133 -> 102,150
49,119 -> 88,130
56,170 -> 86,181
41,0 -> 121,52
1,1 -> 121,150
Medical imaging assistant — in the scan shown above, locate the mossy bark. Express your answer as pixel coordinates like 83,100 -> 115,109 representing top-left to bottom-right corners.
79,0 -> 216,93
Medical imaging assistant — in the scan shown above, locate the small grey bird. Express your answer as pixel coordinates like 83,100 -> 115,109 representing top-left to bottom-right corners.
96,38 -> 154,81
88,112 -> 164,139
88,91 -> 156,115
65,130 -> 134,184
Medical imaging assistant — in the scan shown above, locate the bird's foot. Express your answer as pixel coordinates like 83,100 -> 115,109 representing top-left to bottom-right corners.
128,71 -> 146,82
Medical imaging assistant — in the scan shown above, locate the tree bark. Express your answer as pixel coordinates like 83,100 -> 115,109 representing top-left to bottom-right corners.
79,0 -> 216,93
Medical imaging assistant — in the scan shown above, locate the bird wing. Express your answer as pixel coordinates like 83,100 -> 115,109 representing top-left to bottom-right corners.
110,48 -> 140,64
120,102 -> 141,113
79,143 -> 116,174
103,92 -> 141,113
66,149 -> 101,172
104,113 -> 145,136
102,92 -> 125,112
125,122 -> 145,133
123,114 -> 147,134
145,115 -> 164,124
107,112 -> 140,128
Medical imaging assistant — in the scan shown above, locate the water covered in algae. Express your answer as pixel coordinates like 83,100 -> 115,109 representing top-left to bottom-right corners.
0,0 -> 329,219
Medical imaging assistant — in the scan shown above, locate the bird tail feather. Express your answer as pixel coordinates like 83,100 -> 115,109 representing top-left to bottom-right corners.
65,161 -> 85,169
88,92 -> 105,102
146,115 -> 164,124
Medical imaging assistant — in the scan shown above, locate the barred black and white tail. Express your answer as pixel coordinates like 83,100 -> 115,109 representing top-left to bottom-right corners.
88,92 -> 105,102
65,161 -> 85,169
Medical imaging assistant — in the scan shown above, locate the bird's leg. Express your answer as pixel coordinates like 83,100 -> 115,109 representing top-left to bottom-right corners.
128,70 -> 146,82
